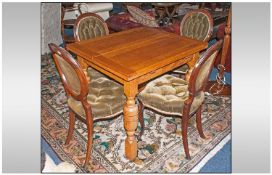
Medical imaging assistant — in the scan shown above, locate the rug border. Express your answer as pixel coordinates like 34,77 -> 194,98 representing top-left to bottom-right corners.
190,134 -> 231,172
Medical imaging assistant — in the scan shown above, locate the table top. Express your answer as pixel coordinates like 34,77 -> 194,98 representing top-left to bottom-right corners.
67,27 -> 207,81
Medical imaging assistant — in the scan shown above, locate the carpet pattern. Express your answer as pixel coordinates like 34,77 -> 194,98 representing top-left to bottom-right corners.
41,54 -> 231,173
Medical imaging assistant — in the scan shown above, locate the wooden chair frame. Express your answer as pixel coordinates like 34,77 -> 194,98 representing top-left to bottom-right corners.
49,43 -> 109,167
138,40 -> 223,159
48,43 -> 95,168
49,43 -> 144,167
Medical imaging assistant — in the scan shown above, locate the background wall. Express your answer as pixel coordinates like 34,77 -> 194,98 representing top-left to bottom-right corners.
41,3 -> 62,54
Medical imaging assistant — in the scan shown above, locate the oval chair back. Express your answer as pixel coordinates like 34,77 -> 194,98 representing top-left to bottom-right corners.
180,9 -> 214,42
48,43 -> 89,101
74,13 -> 109,42
188,40 -> 223,96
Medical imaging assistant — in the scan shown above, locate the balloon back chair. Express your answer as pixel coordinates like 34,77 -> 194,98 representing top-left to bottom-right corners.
48,43 -> 127,167
138,40 -> 222,159
173,9 -> 214,74
74,12 -> 109,42
73,12 -> 110,80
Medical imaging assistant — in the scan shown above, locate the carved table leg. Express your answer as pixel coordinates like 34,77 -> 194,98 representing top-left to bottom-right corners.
124,81 -> 138,161
186,53 -> 200,82
77,56 -> 90,83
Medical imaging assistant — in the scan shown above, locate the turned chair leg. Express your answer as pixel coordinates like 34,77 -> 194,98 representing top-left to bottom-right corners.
138,101 -> 145,141
65,108 -> 75,145
182,106 -> 191,159
83,105 -> 94,168
196,105 -> 206,139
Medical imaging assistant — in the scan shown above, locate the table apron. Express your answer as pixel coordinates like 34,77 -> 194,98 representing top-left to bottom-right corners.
137,54 -> 195,85
83,59 -> 126,84
80,53 -> 197,86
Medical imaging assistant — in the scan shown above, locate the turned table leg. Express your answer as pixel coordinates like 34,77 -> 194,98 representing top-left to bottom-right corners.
186,53 -> 200,82
124,81 -> 138,161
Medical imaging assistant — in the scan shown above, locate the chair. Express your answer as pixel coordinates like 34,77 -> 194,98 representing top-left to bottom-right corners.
61,3 -> 82,48
74,12 -> 109,42
48,43 -> 128,167
173,9 -> 214,75
137,40 -> 222,159
73,12 -> 110,81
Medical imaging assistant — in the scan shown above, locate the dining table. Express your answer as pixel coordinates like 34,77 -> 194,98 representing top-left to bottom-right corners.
66,27 -> 208,161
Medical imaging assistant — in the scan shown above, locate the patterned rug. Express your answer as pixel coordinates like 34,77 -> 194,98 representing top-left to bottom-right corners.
41,54 -> 231,173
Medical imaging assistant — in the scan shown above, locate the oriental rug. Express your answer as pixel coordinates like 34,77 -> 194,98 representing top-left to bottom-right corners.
41,54 -> 231,173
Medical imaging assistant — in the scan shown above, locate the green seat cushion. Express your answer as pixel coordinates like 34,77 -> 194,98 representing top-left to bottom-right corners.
68,77 -> 126,120
138,74 -> 204,116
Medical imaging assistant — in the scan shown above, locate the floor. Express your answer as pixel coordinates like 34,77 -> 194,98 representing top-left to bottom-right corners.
200,140 -> 231,173
41,137 -> 231,173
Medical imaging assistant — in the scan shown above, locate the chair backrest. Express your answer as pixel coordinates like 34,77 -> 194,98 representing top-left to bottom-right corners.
74,13 -> 109,42
48,43 -> 89,101
188,40 -> 223,95
180,9 -> 213,42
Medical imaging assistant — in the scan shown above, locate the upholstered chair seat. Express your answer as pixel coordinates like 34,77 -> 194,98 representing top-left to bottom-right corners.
138,74 -> 204,116
87,67 -> 107,80
68,76 -> 126,120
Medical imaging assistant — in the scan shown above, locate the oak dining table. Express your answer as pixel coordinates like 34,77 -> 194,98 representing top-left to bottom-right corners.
66,27 -> 208,161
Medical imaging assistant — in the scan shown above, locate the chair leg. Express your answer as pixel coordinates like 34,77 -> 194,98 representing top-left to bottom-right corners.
83,104 -> 94,168
182,106 -> 191,159
84,123 -> 93,168
65,108 -> 75,145
138,101 -> 145,141
196,105 -> 206,139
